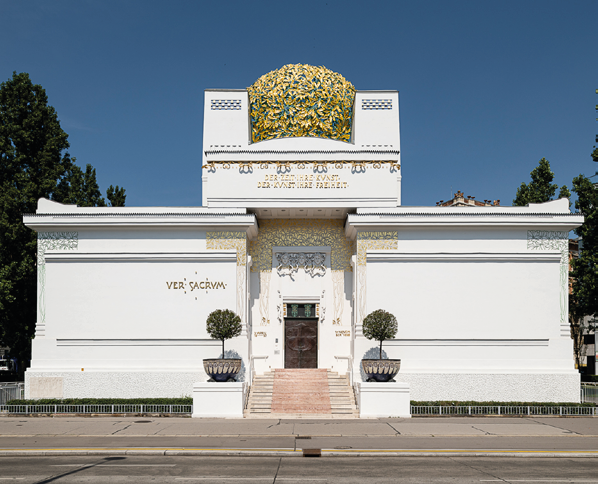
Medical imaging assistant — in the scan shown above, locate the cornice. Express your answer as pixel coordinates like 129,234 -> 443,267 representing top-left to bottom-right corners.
204,149 -> 400,155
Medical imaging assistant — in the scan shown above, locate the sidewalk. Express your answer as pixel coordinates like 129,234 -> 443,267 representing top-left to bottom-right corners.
1,416 -> 598,457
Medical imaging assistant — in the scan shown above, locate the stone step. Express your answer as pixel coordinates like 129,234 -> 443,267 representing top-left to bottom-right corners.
245,369 -> 358,418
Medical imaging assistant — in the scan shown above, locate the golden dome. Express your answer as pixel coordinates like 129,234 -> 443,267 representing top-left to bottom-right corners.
248,64 -> 355,143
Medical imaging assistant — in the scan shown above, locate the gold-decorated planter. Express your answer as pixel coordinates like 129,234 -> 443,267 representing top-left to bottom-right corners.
203,358 -> 242,382
361,359 -> 401,382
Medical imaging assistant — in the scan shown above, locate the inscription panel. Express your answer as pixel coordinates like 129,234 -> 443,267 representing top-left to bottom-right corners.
205,165 -> 400,208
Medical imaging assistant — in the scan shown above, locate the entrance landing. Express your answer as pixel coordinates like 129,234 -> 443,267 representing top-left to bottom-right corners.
245,369 -> 358,418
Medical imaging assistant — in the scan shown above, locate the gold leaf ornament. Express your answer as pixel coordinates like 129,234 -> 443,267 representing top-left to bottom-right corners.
248,64 -> 355,143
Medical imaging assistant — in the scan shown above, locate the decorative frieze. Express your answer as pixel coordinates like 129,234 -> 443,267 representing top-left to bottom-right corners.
248,219 -> 354,273
527,230 -> 569,330
356,231 -> 398,332
527,231 -> 568,251
37,232 -> 79,335
202,160 -> 400,171
206,231 -> 247,266
356,231 -> 398,267
276,252 -> 326,277
207,231 -> 248,329
37,232 -> 78,265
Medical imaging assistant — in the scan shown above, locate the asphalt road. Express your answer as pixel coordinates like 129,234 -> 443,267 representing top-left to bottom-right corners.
1,434 -> 598,453
0,455 -> 598,483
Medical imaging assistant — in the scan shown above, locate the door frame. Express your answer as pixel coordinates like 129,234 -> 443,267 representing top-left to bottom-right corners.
282,298 -> 320,369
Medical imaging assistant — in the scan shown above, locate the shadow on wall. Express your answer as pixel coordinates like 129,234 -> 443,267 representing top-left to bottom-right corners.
359,347 -> 388,382
218,350 -> 246,382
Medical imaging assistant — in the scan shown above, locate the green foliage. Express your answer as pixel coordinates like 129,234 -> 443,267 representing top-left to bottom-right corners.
106,185 -> 126,207
7,397 -> 192,405
571,174 -> 598,319
411,401 -> 594,407
0,72 -> 126,367
205,309 -> 242,358
513,158 -> 570,206
54,162 -> 106,207
362,309 -> 398,359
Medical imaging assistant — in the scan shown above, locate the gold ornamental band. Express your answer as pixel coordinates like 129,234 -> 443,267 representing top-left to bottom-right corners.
202,160 -> 400,170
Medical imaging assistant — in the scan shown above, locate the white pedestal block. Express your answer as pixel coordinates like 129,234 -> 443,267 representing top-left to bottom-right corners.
192,382 -> 246,418
357,382 -> 411,418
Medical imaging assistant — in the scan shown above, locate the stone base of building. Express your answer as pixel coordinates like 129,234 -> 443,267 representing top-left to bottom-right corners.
24,371 -> 203,399
192,382 -> 247,418
356,382 -> 411,418
25,370 -> 581,404
395,372 -> 581,402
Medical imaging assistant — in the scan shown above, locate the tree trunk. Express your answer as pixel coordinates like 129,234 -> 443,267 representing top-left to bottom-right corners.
379,340 -> 383,360
222,339 -> 225,359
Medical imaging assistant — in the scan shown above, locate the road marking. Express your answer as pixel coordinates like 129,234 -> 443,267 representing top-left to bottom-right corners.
323,448 -> 598,454
175,479 -> 326,482
51,464 -> 177,467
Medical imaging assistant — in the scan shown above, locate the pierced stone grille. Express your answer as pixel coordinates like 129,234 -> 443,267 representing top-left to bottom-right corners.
362,99 -> 392,110
211,99 -> 242,110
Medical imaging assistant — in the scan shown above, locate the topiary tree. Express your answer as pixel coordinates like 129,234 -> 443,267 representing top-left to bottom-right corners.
362,309 -> 398,360
206,309 -> 242,359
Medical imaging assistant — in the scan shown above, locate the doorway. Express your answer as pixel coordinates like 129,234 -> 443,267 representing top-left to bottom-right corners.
284,303 -> 318,368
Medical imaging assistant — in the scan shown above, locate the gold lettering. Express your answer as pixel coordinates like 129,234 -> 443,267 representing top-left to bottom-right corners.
199,281 -> 205,289
179,281 -> 184,289
166,282 -> 173,289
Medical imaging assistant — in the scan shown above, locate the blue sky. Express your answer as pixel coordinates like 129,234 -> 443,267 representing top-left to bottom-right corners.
1,0 -> 596,207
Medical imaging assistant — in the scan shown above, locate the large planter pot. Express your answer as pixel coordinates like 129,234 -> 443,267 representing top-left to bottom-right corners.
203,358 -> 242,382
361,359 -> 401,382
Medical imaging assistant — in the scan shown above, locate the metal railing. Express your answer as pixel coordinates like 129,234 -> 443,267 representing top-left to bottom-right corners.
411,405 -> 596,416
0,382 -> 24,405
0,404 -> 191,414
0,403 -> 595,416
581,383 -> 598,403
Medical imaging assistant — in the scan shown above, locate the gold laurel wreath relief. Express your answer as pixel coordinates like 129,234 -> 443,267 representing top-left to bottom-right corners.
247,64 -> 356,143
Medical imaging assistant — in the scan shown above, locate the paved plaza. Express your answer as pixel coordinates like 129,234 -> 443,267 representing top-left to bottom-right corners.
0,416 -> 597,457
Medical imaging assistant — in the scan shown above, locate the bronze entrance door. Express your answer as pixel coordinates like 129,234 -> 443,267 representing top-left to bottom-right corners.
284,317 -> 318,369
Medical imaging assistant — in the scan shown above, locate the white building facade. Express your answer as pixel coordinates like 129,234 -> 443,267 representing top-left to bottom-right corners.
23,65 -> 583,402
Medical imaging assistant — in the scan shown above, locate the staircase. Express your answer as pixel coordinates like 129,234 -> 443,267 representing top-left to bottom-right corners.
245,369 -> 358,418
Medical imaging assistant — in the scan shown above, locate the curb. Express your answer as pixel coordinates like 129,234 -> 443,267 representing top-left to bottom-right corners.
0,448 -> 598,458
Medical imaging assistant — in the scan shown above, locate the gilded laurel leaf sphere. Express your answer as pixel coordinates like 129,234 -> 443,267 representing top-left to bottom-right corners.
248,64 -> 356,143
